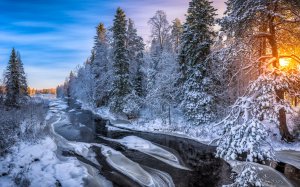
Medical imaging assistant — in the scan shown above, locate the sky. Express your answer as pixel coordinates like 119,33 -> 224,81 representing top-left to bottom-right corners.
0,0 -> 226,89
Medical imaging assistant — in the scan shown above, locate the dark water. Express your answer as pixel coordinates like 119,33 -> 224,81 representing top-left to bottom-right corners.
53,100 -> 233,187
274,162 -> 300,186
54,100 -> 300,187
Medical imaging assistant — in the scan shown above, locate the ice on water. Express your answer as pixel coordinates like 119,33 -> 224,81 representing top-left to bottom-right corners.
96,144 -> 175,187
107,135 -> 190,170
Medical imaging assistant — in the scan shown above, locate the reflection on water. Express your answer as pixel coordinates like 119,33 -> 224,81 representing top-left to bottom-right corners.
107,130 -> 232,187
53,100 -> 234,186
273,162 -> 300,186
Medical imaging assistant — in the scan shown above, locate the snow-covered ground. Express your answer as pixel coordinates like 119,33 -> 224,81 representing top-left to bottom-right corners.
78,98 -> 300,153
0,97 -> 182,187
0,137 -> 91,187
77,99 -> 220,144
76,99 -> 300,186
5,97 -> 296,186
0,98 -> 112,187
227,161 -> 294,187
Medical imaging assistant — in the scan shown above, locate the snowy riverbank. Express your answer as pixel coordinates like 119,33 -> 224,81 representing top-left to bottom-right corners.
77,99 -> 300,152
76,99 -> 300,186
0,98 -> 112,187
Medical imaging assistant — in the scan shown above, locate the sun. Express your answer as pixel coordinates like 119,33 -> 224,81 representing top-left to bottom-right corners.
279,58 -> 290,67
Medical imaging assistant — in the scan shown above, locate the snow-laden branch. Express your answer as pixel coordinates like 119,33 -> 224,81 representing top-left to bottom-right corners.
216,60 -> 300,162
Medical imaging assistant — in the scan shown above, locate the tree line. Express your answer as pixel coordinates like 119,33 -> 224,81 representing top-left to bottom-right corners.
58,1 -> 218,124
58,0 -> 300,166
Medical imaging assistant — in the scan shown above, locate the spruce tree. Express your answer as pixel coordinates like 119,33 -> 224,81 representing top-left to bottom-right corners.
219,0 -> 300,141
16,52 -> 28,97
216,0 -> 300,165
5,48 -> 28,107
110,8 -> 131,113
127,18 -> 145,97
179,0 -> 217,125
92,23 -> 111,106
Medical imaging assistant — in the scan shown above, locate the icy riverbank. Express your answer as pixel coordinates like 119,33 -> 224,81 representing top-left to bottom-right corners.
0,98 -> 113,187
76,99 -> 300,187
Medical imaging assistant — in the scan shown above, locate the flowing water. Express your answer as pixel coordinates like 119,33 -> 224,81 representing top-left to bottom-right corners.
51,99 -> 300,187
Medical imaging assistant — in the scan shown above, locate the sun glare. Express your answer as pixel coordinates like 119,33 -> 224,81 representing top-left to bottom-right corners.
279,58 -> 290,67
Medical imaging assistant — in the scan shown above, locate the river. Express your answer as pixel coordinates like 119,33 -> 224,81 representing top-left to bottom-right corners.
50,99 -> 300,187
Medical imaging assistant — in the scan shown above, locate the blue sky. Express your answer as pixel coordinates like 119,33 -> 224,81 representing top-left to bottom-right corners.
0,0 -> 226,89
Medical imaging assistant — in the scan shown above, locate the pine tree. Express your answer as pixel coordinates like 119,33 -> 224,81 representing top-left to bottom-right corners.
179,0 -> 217,125
16,52 -> 28,97
4,48 -> 28,107
92,23 -> 111,107
215,0 -> 300,165
127,18 -> 145,97
218,0 -> 300,142
110,7 -> 132,113
68,71 -> 75,98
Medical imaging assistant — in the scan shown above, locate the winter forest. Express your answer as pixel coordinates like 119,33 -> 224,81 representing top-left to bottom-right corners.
1,0 -> 300,187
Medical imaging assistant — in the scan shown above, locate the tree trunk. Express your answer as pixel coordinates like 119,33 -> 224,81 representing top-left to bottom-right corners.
276,90 -> 294,141
268,8 -> 294,141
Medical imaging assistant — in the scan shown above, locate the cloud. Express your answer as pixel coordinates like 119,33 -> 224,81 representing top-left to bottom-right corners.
12,21 -> 58,28
0,0 -> 226,88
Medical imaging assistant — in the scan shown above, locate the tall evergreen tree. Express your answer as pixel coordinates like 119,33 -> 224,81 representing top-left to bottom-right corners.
216,0 -> 300,167
110,8 -> 132,113
16,52 -> 28,97
219,0 -> 300,141
127,18 -> 145,97
92,23 -> 111,106
4,48 -> 28,107
179,0 -> 217,125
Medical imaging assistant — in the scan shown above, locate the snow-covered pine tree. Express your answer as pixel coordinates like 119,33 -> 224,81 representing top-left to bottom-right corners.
110,7 -> 132,113
179,0 -> 217,125
218,0 -> 300,142
216,0 -> 300,164
67,71 -> 75,98
73,64 -> 95,105
16,52 -> 28,98
92,23 -> 111,107
5,48 -> 19,107
4,48 -> 28,107
126,18 -> 145,97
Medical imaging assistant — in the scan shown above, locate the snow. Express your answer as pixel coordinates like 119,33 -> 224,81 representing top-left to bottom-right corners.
100,144 -> 154,186
103,135 -> 190,170
95,144 -> 175,187
49,98 -> 175,187
0,98 -> 113,187
266,118 -> 300,152
75,100 -> 300,187
68,142 -> 100,167
227,161 -> 294,187
0,137 -> 89,187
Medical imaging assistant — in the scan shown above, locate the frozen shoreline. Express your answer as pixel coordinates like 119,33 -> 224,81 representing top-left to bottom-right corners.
77,98 -> 300,153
